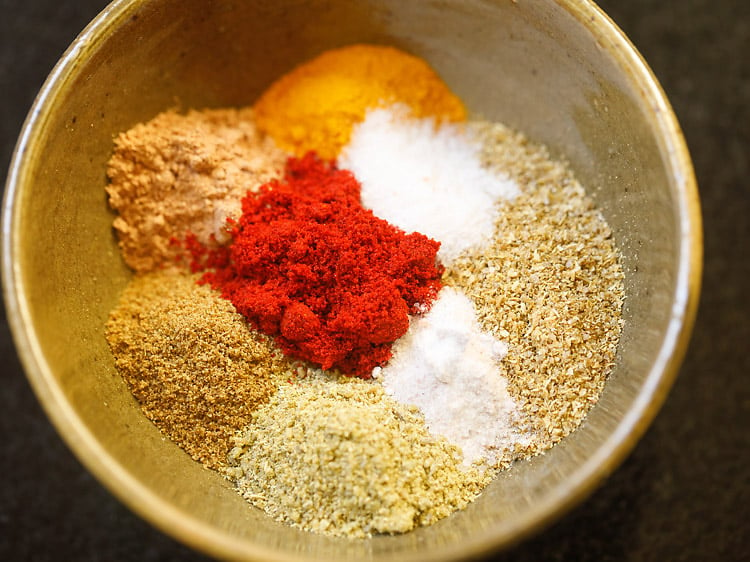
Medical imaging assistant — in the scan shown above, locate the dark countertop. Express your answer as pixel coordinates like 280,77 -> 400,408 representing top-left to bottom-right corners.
1,1 -> 748,560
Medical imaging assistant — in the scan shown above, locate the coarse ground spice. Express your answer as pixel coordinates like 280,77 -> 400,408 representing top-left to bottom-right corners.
105,271 -> 295,469
444,121 -> 625,453
106,108 -> 285,273
226,373 -> 492,539
253,44 -> 466,159
191,153 -> 443,378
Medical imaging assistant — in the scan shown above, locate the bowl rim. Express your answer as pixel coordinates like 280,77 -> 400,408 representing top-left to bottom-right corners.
1,0 -> 702,560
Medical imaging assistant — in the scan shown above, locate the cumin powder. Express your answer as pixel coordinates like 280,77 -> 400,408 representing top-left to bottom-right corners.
105,271 -> 295,469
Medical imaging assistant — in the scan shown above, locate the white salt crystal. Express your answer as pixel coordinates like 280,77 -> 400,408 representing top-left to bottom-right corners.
339,105 -> 519,265
379,287 -> 529,466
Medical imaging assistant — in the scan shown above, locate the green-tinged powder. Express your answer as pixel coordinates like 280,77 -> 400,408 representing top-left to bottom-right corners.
226,374 -> 492,538
105,271 -> 295,469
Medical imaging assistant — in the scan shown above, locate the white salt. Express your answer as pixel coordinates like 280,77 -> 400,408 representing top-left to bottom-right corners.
379,287 -> 529,466
339,106 -> 519,265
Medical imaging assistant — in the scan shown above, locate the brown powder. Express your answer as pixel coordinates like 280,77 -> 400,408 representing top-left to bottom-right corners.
106,108 -> 287,273
105,271 -> 295,469
444,121 -> 625,454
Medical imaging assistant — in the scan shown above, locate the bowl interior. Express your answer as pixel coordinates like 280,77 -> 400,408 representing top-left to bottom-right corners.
3,0 -> 700,560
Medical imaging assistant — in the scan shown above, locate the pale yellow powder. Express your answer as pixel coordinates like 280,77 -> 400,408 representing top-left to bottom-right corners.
227,374 -> 491,538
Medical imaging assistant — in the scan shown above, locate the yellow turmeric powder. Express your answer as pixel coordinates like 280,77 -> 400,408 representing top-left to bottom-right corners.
253,44 -> 466,159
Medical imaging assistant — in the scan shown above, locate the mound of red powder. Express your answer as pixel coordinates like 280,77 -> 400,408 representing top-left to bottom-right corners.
189,153 -> 442,377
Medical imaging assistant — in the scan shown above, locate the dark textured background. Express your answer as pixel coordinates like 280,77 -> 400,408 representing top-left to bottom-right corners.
1,1 -> 748,560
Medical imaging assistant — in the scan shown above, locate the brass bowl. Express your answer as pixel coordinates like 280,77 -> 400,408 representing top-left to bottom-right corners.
1,0 -> 701,560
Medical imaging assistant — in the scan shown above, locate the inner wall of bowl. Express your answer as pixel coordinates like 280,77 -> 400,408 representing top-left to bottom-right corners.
13,0 -> 681,559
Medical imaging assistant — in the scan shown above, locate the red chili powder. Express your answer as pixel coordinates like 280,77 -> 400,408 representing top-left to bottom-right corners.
188,152 -> 442,377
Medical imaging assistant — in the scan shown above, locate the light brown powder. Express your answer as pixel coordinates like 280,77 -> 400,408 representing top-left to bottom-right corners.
444,121 -> 625,454
105,271 -> 295,469
106,108 -> 287,273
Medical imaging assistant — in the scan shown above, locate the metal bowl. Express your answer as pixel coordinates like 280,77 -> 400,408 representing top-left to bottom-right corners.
1,0 -> 701,560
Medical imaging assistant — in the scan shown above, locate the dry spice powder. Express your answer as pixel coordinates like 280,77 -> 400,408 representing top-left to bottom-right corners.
227,373 -> 491,538
105,271 -> 296,469
253,44 -> 466,159
102,44 -> 626,540
189,152 -> 443,377
106,108 -> 285,273
444,121 -> 624,452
